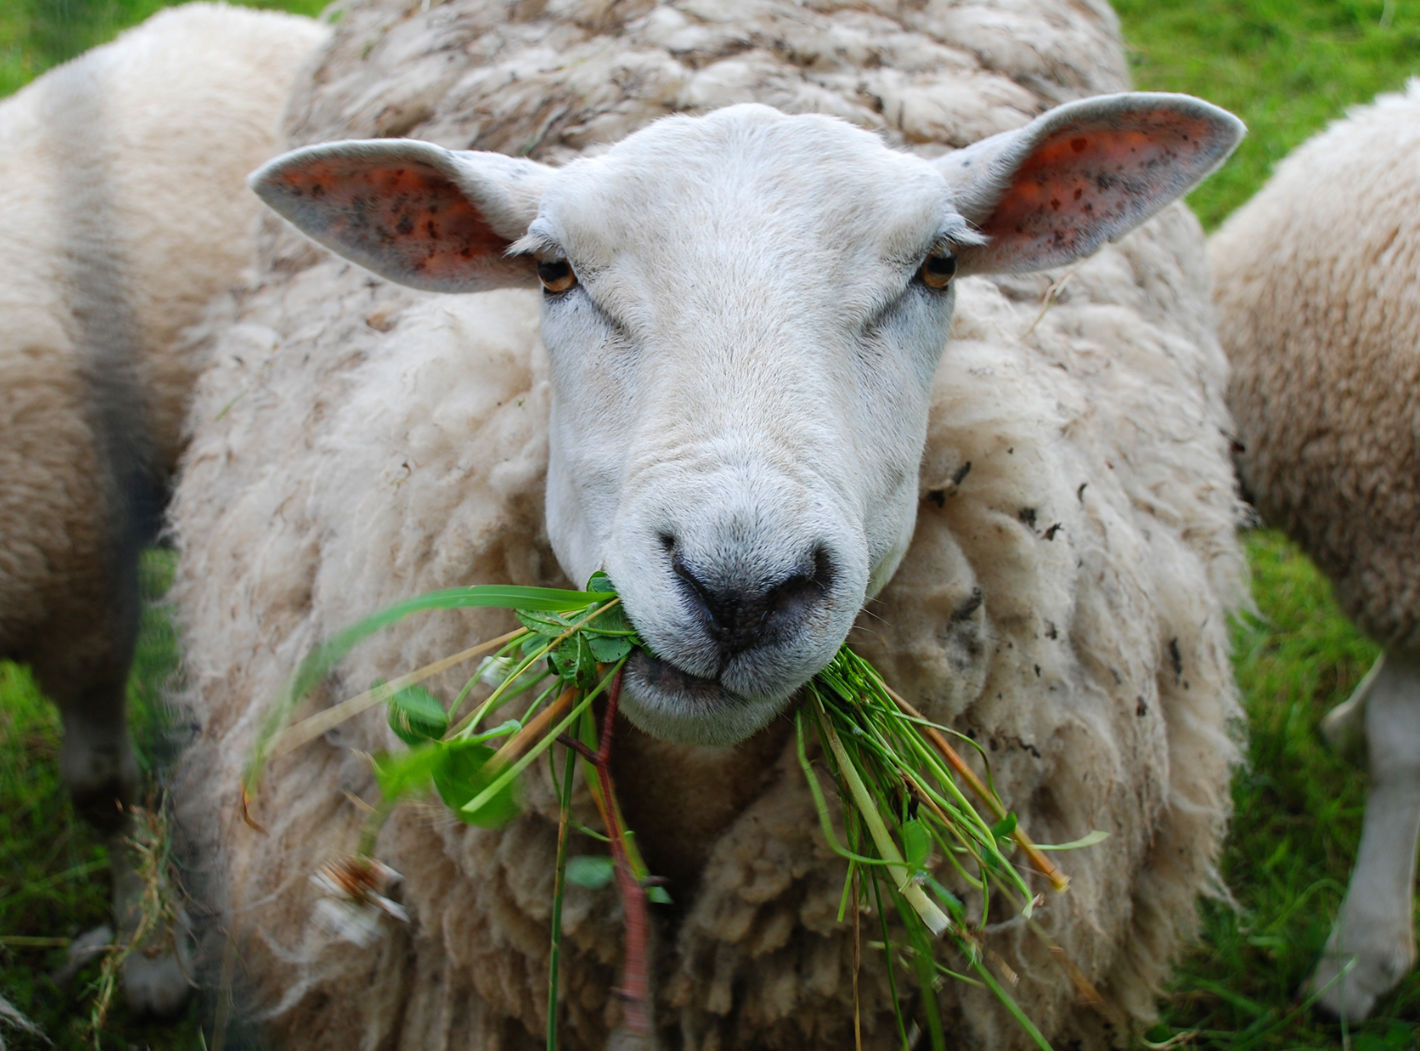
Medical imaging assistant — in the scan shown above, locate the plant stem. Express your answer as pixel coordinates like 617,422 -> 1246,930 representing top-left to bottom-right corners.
888,690 -> 1069,892
450,598 -> 626,738
568,668 -> 653,1037
488,686 -> 578,770
273,628 -> 526,759
547,747 -> 577,1051
817,702 -> 951,937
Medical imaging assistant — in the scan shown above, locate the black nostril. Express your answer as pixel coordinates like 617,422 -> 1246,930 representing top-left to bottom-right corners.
671,546 -> 837,658
808,544 -> 836,592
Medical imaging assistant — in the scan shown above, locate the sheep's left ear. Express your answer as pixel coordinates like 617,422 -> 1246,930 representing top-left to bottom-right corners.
940,93 -> 1244,276
250,139 -> 553,292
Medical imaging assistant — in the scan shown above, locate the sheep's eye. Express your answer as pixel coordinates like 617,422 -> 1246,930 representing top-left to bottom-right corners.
918,252 -> 957,290
537,258 -> 577,294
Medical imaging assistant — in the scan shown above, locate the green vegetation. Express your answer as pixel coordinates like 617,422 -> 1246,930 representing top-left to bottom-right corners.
2,0 -> 1417,1048
1115,0 -> 1420,230
256,580 -> 1058,1048
1,552 -> 192,1050
1115,3 -> 1420,1045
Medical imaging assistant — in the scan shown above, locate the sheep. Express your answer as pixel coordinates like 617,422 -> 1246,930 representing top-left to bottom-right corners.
0,1 -> 328,1018
1209,78 -> 1420,1023
167,0 -> 1249,1047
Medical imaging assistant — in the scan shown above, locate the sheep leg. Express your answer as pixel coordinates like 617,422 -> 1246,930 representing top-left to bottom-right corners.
42,659 -> 190,1017
1307,649 -> 1420,1020
49,669 -> 140,836
1320,654 -> 1385,765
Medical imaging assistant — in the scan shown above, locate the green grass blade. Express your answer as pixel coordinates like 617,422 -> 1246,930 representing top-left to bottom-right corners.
246,585 -> 613,791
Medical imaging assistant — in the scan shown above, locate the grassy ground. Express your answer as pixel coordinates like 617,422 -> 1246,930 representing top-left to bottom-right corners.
1,553 -> 192,1051
1,0 -> 1417,1048
1116,2 -> 1420,1047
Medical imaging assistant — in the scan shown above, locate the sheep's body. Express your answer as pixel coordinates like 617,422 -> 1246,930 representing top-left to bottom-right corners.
0,1 -> 328,1014
1210,80 -> 1420,1021
170,1 -> 1247,1047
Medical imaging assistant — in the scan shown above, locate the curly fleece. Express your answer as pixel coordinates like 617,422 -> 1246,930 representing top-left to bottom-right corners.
168,1 -> 1248,1047
1212,79 -> 1420,651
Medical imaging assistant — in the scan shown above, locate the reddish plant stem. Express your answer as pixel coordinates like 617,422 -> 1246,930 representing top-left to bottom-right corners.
563,667 -> 653,1037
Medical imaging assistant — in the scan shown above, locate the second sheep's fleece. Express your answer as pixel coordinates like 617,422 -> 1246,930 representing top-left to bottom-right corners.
0,1 -> 328,1018
1211,79 -> 1420,1023
170,0 -> 1248,1047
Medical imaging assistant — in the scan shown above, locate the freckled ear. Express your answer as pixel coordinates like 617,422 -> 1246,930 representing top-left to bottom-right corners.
939,92 -> 1244,275
250,139 -> 552,292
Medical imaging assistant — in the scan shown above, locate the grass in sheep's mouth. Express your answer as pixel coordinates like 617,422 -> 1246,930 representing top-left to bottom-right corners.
245,576 -> 1096,1051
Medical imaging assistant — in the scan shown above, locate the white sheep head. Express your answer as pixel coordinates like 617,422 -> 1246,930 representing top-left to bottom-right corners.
252,94 -> 1241,747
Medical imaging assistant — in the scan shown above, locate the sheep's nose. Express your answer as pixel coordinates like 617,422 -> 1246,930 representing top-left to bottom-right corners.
670,544 -> 837,658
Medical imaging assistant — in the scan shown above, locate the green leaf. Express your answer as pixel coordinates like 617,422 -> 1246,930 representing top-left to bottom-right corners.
990,813 -> 1018,841
372,742 -> 446,802
901,818 -> 932,873
584,602 -> 634,637
434,741 -> 520,827
586,634 -> 633,663
585,571 -> 617,593
517,608 -> 577,638
386,682 -> 449,745
548,633 -> 597,689
565,855 -> 615,889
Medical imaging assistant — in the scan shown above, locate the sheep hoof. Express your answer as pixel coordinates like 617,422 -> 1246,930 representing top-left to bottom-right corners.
49,923 -> 192,1017
51,924 -> 115,988
1306,914 -> 1408,1022
121,939 -> 192,1018
1306,932 -> 1414,1022
111,846 -> 194,1017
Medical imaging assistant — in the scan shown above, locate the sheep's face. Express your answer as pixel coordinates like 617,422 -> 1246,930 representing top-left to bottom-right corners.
527,110 -> 965,745
253,95 -> 1243,746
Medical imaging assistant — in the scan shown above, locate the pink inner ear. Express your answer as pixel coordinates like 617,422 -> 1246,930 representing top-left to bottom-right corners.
980,109 -> 1219,263
273,157 -> 508,284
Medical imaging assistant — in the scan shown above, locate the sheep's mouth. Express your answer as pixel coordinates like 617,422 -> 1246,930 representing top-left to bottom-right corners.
618,650 -> 796,747
628,650 -> 729,701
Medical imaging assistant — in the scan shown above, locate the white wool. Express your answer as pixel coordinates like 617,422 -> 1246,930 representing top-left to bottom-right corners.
1211,79 -> 1420,1023
170,1 -> 1246,1047
0,0 -> 328,1017
1212,78 -> 1420,651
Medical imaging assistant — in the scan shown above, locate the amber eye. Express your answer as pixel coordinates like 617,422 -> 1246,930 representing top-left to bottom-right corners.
537,258 -> 577,294
918,252 -> 957,290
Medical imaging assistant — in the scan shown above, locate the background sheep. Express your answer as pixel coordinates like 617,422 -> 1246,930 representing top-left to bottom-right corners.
167,0 -> 1247,1046
0,0 -> 328,1020
1210,78 -> 1420,1023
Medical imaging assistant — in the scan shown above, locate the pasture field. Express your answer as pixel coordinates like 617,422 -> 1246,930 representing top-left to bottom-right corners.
1,0 -> 1416,1047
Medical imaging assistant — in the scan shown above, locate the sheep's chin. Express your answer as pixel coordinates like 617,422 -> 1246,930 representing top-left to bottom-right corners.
618,651 -> 796,747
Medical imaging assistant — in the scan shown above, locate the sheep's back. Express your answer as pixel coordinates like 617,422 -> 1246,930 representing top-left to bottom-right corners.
0,2 -> 328,475
170,2 -> 1245,1048
0,4 -> 327,669
1211,79 -> 1420,651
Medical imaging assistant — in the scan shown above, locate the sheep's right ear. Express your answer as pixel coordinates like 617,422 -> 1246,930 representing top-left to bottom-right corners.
939,93 -> 1244,275
250,139 -> 552,292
